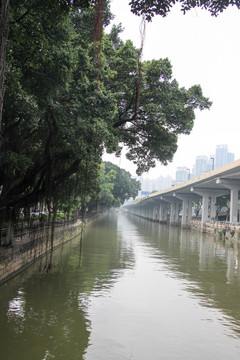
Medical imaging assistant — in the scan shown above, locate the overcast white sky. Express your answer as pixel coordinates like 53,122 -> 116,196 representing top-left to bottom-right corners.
104,0 -> 240,178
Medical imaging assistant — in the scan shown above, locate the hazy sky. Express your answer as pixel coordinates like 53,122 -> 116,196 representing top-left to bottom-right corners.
104,0 -> 240,178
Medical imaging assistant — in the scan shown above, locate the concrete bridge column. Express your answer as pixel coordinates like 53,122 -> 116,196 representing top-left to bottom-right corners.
201,194 -> 209,225
230,187 -> 239,223
169,200 -> 181,225
136,207 -> 140,217
191,187 -> 228,227
210,194 -> 217,219
163,203 -> 168,223
216,178 -> 240,223
145,206 -> 149,219
158,201 -> 168,223
156,203 -> 161,222
143,206 -> 147,219
153,204 -> 158,221
174,193 -> 200,228
149,205 -> 154,220
182,199 -> 191,227
191,187 -> 211,227
138,206 -> 142,218
146,204 -> 154,220
158,202 -> 164,222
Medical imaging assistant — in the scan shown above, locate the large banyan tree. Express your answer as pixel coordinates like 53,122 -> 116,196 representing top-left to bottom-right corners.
0,0 -> 216,226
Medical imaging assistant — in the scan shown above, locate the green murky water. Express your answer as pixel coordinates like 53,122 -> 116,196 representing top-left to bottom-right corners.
1,212 -> 240,359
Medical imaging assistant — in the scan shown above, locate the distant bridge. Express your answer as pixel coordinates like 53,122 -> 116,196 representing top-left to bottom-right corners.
123,159 -> 240,228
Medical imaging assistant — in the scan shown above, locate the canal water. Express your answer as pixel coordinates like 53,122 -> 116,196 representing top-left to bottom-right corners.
1,211 -> 240,360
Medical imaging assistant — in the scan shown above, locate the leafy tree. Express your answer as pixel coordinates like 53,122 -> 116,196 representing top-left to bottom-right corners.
103,27 -> 212,174
0,2 -> 114,225
129,0 -> 240,20
87,162 -> 140,211
0,0 -> 92,131
104,162 -> 141,205
0,0 -> 211,235
97,163 -> 117,209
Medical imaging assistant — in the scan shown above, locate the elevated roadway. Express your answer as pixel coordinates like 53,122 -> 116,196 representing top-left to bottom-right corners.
123,159 -> 240,228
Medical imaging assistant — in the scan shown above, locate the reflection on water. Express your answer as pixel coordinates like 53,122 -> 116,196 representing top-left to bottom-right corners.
1,212 -> 240,359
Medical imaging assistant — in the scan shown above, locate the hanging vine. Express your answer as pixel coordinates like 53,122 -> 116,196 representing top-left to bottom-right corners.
135,14 -> 146,117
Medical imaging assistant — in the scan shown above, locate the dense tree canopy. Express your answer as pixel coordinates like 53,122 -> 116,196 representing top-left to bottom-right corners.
104,162 -> 140,205
0,0 -> 212,226
96,162 -> 140,209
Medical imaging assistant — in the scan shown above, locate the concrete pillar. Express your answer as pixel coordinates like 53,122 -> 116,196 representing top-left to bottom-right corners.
158,202 -> 168,223
163,203 -> 168,222
182,199 -> 191,226
146,204 -> 154,220
210,194 -> 217,219
150,205 -> 155,221
144,206 -> 147,219
230,187 -> 239,223
201,194 -> 209,225
191,186 -> 229,227
173,193 -> 199,228
139,206 -> 142,218
216,178 -> 240,223
169,200 -> 181,225
191,188 -> 211,227
159,203 -> 164,222
155,203 -> 161,222
153,204 -> 158,221
146,206 -> 149,219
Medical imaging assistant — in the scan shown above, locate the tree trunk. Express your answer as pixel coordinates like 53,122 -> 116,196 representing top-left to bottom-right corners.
0,0 -> 10,135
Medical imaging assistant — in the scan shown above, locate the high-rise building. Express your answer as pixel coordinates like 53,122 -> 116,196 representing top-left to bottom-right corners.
195,155 -> 208,176
141,175 -> 173,193
215,144 -> 228,168
207,156 -> 215,171
227,152 -> 234,164
176,167 -> 189,183
215,144 -> 235,169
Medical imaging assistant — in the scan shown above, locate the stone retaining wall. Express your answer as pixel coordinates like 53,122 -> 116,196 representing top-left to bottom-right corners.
190,219 -> 240,244
0,221 -> 82,285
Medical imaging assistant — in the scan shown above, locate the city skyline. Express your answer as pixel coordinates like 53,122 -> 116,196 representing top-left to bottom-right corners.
140,143 -> 236,192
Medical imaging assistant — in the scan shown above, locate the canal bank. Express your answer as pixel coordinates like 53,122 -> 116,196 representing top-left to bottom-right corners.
0,213 -> 101,285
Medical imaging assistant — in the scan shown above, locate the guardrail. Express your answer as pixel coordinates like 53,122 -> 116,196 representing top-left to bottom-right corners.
0,211 -> 101,246
0,216 -> 79,246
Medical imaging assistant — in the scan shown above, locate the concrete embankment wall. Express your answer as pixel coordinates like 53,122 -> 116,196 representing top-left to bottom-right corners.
201,221 -> 240,244
126,210 -> 240,246
0,220 -> 83,285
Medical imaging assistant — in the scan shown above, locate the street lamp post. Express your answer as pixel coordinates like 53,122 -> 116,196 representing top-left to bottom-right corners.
210,157 -> 215,170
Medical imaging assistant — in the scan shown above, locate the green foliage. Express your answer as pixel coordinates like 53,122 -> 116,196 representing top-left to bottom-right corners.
0,1 -> 211,225
97,163 -> 117,209
0,2 -> 114,222
129,0 -> 240,20
103,162 -> 141,205
216,196 -> 230,218
96,161 -> 140,210
103,28 -> 211,174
